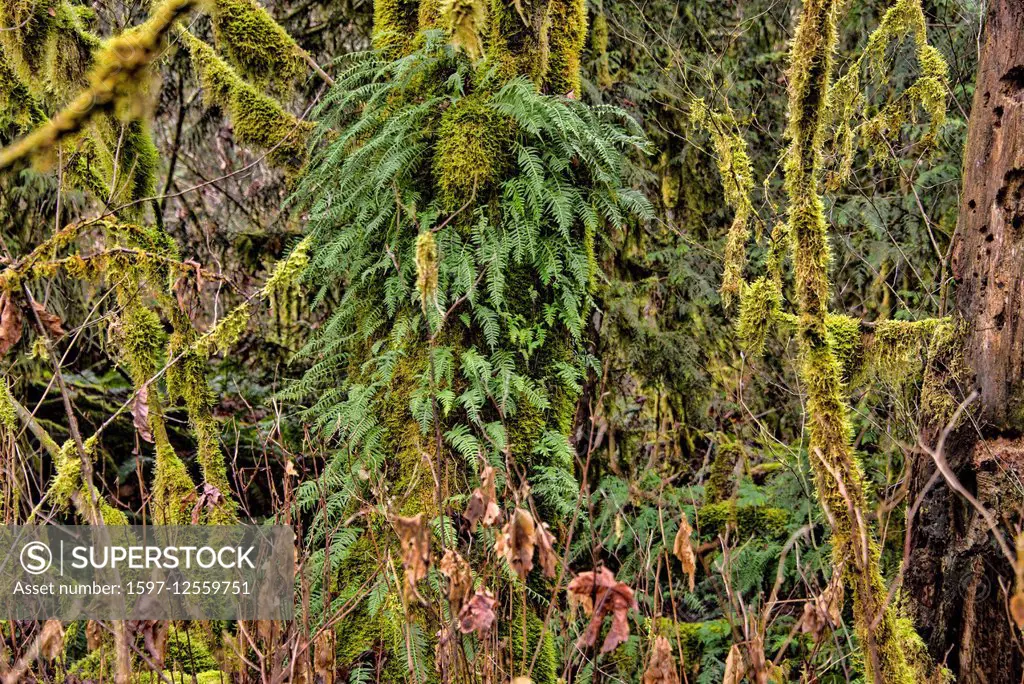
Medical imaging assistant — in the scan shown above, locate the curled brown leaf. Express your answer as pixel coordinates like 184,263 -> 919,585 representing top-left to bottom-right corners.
457,588 -> 496,634
495,508 -> 536,580
394,513 -> 430,598
464,464 -> 501,530
567,567 -> 637,654
0,293 -> 23,356
672,511 -> 696,592
642,636 -> 681,684
439,548 -> 474,613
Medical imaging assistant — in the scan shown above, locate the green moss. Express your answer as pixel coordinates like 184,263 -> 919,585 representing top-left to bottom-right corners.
181,28 -> 312,174
920,319 -> 967,429
705,436 -> 740,504
372,0 -> 418,58
432,94 -> 512,207
436,0 -> 485,57
0,380 -> 17,431
653,617 -> 731,673
543,0 -> 585,95
507,602 -> 558,684
151,441 -> 195,524
697,501 -> 788,539
690,99 -> 754,309
590,10 -> 611,89
207,0 -> 304,92
486,0 -> 546,83
736,277 -> 781,356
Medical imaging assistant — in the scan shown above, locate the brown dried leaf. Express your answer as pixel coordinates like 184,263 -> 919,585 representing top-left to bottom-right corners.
457,588 -> 496,634
313,628 -> 336,683
191,483 -> 225,524
132,386 -> 154,443
642,636 -> 680,684
495,508 -> 537,580
536,520 -> 558,579
85,620 -> 103,650
464,464 -> 501,530
127,620 -> 169,669
567,567 -> 637,653
673,512 -> 696,592
1012,592 -> 1024,630
39,619 -> 64,660
31,300 -> 65,338
439,548 -> 474,613
799,571 -> 844,641
723,643 -> 745,684
394,513 -> 430,598
0,293 -> 23,356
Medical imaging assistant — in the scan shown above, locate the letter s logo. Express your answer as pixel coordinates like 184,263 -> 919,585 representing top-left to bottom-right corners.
20,542 -> 52,575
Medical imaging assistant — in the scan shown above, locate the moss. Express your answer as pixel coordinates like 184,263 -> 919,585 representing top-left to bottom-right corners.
207,0 -> 304,92
542,0 -> 585,95
165,628 -> 219,673
194,302 -> 251,358
486,0 -> 547,83
507,602 -> 558,684
151,441 -> 195,524
690,99 -> 754,309
705,436 -> 740,504
0,380 -> 17,431
0,54 -> 46,134
736,277 -> 780,356
414,231 -> 438,312
181,28 -> 312,174
437,0 -> 485,58
372,0 -> 419,58
697,501 -> 788,540
432,94 -> 512,207
920,319 -> 967,429
590,9 -> 612,89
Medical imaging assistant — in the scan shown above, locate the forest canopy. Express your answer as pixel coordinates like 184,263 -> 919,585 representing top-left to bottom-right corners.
1,0 -> 1021,681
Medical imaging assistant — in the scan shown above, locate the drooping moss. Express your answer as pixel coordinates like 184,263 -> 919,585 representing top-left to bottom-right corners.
705,436 -> 741,504
542,0 -> 585,95
206,0 -> 304,92
180,28 -> 313,174
432,94 -> 512,206
0,54 -> 46,134
436,0 -> 485,57
690,99 -> 754,308
736,276 -> 781,356
0,380 -> 17,431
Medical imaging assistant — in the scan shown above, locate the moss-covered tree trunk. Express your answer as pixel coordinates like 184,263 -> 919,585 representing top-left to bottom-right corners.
907,1 -> 1024,679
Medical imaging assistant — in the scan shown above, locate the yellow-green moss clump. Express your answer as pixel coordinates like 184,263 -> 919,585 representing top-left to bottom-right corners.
542,0 -> 586,95
207,0 -> 304,91
181,28 -> 313,174
486,0 -> 546,83
437,0 -> 485,58
737,277 -> 781,356
690,99 -> 754,309
432,94 -> 512,206
590,10 -> 612,89
372,0 -> 419,58
698,501 -> 788,540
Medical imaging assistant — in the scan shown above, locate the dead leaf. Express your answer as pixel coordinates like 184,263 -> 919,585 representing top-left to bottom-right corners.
394,513 -> 430,598
313,628 -> 335,683
127,620 -> 169,668
536,520 -> 558,578
457,588 -> 496,634
86,620 -> 103,650
39,620 -> 64,660
1012,592 -> 1024,630
567,567 -> 637,653
643,636 -> 680,684
31,300 -> 65,338
0,293 -> 23,356
464,464 -> 501,530
132,386 -> 154,443
284,460 -> 298,477
495,508 -> 537,580
439,549 -> 474,613
799,571 -> 844,641
723,643 -> 745,684
673,512 -> 696,592
191,483 -> 224,524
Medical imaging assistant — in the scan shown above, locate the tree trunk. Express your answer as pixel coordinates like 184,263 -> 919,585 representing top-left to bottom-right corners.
906,2 -> 1024,681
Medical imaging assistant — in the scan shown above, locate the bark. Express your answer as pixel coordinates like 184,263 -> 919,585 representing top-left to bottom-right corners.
907,2 -> 1024,681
